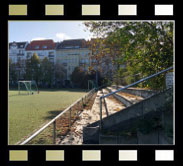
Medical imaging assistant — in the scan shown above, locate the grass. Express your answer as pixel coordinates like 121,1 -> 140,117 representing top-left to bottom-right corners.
8,89 -> 87,145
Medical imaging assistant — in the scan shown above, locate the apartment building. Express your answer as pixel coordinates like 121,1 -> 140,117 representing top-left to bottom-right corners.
56,39 -> 92,80
9,41 -> 29,63
26,40 -> 56,63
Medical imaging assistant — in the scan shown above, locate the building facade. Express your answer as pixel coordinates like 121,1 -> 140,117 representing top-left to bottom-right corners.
9,39 -> 95,86
56,39 -> 92,80
9,41 -> 29,64
25,40 -> 56,63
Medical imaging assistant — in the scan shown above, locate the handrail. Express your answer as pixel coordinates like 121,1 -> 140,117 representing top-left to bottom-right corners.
20,88 -> 95,145
101,66 -> 173,99
99,66 -> 173,129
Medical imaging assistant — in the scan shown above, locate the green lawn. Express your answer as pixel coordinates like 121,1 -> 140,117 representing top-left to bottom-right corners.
8,89 -> 87,145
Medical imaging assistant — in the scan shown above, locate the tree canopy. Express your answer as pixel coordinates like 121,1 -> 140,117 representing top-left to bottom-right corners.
84,21 -> 174,89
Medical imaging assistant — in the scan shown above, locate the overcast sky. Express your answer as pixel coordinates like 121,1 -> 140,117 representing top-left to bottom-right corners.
9,21 -> 93,42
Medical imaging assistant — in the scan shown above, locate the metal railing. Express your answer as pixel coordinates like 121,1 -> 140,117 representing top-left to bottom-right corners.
99,66 -> 174,130
20,88 -> 96,145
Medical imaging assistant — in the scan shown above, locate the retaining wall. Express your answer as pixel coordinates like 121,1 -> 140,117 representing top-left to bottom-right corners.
83,88 -> 173,144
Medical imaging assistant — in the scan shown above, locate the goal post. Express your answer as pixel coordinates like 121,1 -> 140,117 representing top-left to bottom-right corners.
18,80 -> 38,95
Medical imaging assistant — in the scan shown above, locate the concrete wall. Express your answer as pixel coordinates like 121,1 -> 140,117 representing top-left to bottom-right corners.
99,129 -> 172,144
112,86 -> 157,98
99,134 -> 138,144
83,126 -> 100,144
83,88 -> 173,144
101,88 -> 172,130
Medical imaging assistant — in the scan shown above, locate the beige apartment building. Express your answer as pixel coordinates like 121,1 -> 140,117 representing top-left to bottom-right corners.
56,39 -> 92,80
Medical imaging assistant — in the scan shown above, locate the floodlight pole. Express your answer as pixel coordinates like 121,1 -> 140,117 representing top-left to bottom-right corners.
30,81 -> 32,92
18,81 -> 20,95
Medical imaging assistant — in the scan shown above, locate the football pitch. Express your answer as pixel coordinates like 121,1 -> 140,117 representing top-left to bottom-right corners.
8,89 -> 87,145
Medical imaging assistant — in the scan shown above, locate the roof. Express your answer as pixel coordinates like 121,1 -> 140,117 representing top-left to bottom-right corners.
56,39 -> 88,49
26,40 -> 56,51
9,41 -> 28,49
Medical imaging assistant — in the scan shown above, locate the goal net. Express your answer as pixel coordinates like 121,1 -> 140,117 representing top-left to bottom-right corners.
18,81 -> 38,95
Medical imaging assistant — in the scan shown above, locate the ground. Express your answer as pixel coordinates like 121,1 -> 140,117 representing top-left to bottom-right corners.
58,89 -> 125,145
8,89 -> 87,145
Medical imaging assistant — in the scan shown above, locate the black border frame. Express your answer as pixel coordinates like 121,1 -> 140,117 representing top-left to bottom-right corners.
0,0 -> 180,165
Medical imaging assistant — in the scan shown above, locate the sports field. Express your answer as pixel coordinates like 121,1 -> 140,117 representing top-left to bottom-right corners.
8,89 -> 87,145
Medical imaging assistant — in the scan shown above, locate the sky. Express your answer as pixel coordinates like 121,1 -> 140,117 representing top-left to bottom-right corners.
9,21 -> 93,42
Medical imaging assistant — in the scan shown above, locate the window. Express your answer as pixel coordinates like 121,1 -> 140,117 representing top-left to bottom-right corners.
85,59 -> 89,63
38,53 -> 44,56
35,45 -> 39,49
49,52 -> 54,55
11,50 -> 17,54
49,58 -> 54,61
19,50 -> 23,54
27,52 -> 32,56
42,45 -> 47,49
11,44 -> 17,49
27,52 -> 32,58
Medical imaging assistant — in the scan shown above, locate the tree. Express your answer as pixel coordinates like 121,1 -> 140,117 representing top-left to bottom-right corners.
86,38 -> 113,87
70,67 -> 85,88
84,21 -> 174,89
70,67 -> 104,89
24,56 -> 32,80
9,59 -> 17,86
40,57 -> 54,88
54,63 -> 66,88
25,53 -> 41,85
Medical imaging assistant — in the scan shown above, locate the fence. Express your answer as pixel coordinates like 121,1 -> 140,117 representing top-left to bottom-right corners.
20,88 -> 96,145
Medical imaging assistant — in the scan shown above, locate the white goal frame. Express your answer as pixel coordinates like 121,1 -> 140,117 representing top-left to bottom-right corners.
18,80 -> 38,95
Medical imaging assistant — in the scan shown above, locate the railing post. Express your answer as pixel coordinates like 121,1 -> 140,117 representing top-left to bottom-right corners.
100,97 -> 103,130
69,108 -> 71,128
82,98 -> 84,110
77,101 -> 80,115
87,94 -> 88,102
103,98 -> 109,117
53,121 -> 56,144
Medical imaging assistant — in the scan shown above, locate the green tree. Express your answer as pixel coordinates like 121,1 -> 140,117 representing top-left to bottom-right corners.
70,67 -> 85,88
40,57 -> 54,88
54,63 -> 66,88
25,53 -> 41,85
84,21 -> 174,89
9,59 -> 17,86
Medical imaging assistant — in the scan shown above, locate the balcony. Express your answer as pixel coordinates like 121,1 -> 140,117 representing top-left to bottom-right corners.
17,53 -> 25,56
79,62 -> 86,66
48,54 -> 54,58
9,53 -> 17,56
